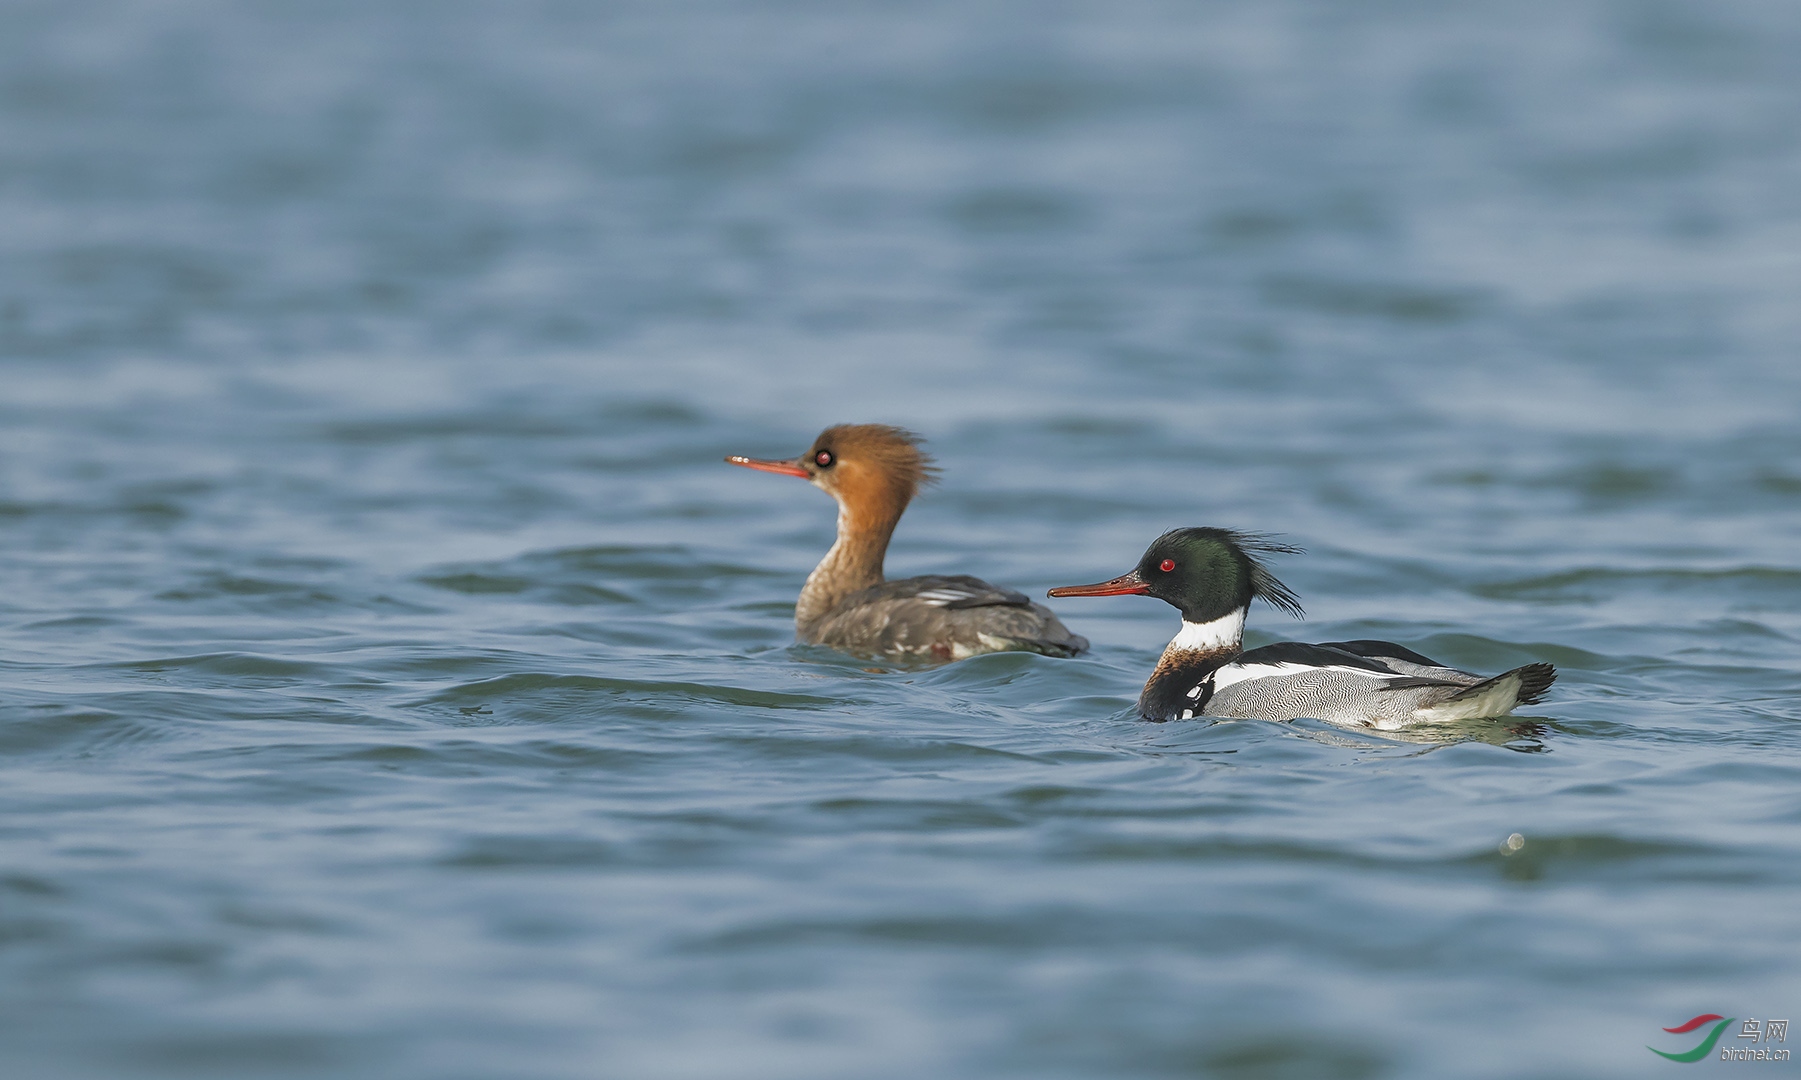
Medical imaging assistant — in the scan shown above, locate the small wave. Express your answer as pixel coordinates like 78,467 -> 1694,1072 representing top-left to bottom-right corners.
1260,274 -> 1487,323
1474,566 -> 1801,604
413,672 -> 846,713
0,699 -> 182,757
108,652 -> 331,682
152,573 -> 345,611
416,545 -> 780,609
436,834 -> 619,870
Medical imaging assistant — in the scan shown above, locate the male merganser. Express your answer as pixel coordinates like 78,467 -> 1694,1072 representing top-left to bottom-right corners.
728,424 -> 1088,661
1048,527 -> 1555,728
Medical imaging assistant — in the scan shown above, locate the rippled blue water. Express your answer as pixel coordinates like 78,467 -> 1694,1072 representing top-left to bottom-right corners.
4,1 -> 1801,1076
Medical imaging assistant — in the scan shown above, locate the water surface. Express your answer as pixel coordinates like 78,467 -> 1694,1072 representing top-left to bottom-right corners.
3,1 -> 1801,1076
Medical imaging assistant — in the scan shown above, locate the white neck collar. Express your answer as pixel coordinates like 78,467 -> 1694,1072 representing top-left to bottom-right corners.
1168,608 -> 1246,653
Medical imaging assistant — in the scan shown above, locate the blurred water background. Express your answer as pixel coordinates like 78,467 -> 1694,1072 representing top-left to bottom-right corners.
4,0 -> 1801,1076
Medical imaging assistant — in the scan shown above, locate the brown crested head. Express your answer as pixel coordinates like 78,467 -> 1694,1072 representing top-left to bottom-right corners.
801,423 -> 939,518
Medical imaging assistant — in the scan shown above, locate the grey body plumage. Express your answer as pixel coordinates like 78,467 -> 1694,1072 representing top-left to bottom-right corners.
1195,641 -> 1556,729
813,575 -> 1086,661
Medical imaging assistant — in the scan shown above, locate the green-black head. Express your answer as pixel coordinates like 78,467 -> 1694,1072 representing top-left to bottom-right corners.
1048,527 -> 1304,624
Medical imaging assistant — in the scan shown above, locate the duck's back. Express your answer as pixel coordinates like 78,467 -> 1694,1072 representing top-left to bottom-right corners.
806,575 -> 1088,661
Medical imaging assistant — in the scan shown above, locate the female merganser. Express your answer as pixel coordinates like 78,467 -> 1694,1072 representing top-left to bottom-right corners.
728,424 -> 1088,662
1048,527 -> 1555,728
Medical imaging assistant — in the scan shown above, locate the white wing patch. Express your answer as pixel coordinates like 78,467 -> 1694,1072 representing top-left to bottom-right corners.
915,589 -> 975,606
1211,662 -> 1398,691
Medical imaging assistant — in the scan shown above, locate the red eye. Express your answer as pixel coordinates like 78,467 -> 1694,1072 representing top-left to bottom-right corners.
1159,558 -> 1175,572
814,450 -> 834,467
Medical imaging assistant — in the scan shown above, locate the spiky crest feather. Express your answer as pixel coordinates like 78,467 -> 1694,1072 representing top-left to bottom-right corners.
1151,527 -> 1305,619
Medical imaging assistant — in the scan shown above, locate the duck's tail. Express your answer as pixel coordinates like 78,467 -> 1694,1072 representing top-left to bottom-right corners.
1412,663 -> 1556,722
